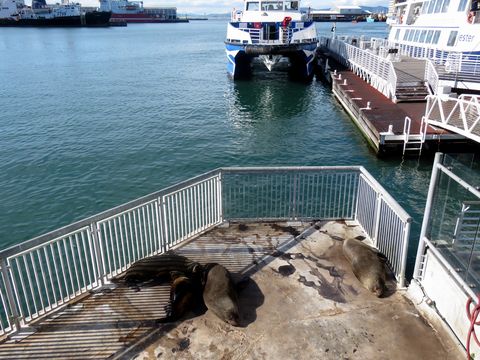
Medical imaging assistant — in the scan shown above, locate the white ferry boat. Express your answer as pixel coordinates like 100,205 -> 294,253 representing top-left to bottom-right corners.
225,0 -> 318,79
0,0 -> 111,26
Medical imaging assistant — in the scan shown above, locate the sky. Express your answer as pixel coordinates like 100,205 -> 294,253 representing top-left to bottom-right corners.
78,0 -> 389,14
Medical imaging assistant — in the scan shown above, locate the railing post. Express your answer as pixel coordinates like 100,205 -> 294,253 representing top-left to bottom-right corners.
413,152 -> 443,279
372,193 -> 382,246
291,174 -> 298,220
160,195 -> 169,252
90,223 -> 105,287
0,258 -> 21,332
398,219 -> 411,288
217,171 -> 223,223
155,197 -> 163,253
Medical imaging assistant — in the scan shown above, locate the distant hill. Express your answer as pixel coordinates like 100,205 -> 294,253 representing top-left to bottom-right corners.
360,6 -> 389,13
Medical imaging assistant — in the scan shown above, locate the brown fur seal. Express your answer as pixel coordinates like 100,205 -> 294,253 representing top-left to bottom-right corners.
166,271 -> 202,320
202,264 -> 240,326
342,238 -> 388,297
111,252 -> 203,287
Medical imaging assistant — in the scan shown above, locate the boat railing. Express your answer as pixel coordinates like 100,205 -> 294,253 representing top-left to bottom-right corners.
239,27 -> 295,45
425,59 -> 439,95
376,39 -> 480,83
320,36 -> 398,100
424,94 -> 480,143
0,167 -> 411,338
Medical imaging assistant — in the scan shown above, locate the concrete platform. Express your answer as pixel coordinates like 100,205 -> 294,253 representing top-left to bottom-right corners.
0,221 -> 463,359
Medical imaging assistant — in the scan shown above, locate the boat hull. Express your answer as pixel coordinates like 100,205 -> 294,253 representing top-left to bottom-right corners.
110,14 -> 188,23
0,11 -> 111,27
226,42 -> 317,80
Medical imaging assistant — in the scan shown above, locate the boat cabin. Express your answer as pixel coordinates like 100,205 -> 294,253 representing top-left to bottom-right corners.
244,1 -> 299,12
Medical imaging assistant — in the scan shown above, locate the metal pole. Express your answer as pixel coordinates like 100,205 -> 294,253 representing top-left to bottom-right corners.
413,152 -> 443,279
217,171 -> 223,223
0,258 -> 21,332
90,224 -> 105,287
398,218 -> 412,288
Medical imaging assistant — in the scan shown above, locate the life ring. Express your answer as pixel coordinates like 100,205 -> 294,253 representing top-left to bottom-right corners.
282,16 -> 292,28
400,15 -> 403,23
467,11 -> 474,24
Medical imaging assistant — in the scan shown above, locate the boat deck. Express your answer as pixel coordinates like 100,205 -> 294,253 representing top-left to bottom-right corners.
0,221 -> 463,359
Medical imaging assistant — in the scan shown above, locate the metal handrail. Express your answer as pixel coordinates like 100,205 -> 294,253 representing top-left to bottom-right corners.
425,59 -> 439,95
424,94 -> 480,143
0,166 -> 411,337
320,36 -> 398,100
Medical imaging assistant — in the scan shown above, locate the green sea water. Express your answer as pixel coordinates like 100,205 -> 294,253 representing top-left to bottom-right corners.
0,21 -> 435,274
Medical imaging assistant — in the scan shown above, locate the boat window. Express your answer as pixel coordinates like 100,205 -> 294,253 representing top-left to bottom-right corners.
432,30 -> 441,44
441,0 -> 450,12
427,0 -> 436,13
414,29 -> 421,42
284,1 -> 298,10
457,0 -> 468,11
395,29 -> 400,40
420,30 -> 427,42
447,30 -> 458,46
426,29 -> 434,43
434,0 -> 443,12
261,1 -> 283,11
408,29 -> 416,41
246,2 -> 260,11
421,1 -> 429,13
404,29 -> 410,40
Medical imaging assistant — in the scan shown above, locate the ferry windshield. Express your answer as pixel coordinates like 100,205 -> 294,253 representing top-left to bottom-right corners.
284,1 -> 298,10
246,1 -> 260,10
261,1 -> 284,11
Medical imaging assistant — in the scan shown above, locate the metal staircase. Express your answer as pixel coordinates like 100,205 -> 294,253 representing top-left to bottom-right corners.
393,59 -> 429,102
453,202 -> 480,252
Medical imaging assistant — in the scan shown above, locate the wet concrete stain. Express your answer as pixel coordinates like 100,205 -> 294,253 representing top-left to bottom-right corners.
238,224 -> 249,231
277,264 -> 296,277
269,224 -> 300,237
172,338 -> 190,353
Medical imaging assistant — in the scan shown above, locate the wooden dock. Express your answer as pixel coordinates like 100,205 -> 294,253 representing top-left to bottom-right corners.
317,55 -> 470,156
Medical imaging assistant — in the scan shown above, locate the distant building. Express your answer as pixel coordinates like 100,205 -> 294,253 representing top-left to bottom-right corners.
311,5 -> 370,22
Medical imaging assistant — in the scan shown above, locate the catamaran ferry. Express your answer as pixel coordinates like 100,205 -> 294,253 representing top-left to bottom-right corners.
225,0 -> 318,79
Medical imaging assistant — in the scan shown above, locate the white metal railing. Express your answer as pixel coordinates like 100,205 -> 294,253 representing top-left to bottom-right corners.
425,59 -> 439,95
424,94 -> 480,143
0,166 -> 411,337
239,27 -> 293,45
320,36 -> 398,100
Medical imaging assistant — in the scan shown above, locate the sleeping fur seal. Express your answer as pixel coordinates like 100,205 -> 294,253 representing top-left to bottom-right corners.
342,238 -> 388,297
202,264 -> 240,326
111,252 -> 203,287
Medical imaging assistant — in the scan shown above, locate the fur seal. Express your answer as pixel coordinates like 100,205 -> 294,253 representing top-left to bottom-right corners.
202,264 -> 240,326
342,238 -> 388,297
166,271 -> 203,320
111,252 -> 203,287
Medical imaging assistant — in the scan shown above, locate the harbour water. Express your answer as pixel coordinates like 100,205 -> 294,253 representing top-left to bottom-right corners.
0,21 -> 433,275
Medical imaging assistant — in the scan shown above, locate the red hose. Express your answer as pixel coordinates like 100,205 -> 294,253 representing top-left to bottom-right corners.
466,295 -> 480,359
